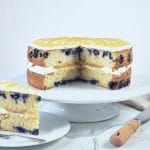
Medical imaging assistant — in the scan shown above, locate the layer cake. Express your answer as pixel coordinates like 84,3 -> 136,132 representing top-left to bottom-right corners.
27,37 -> 133,90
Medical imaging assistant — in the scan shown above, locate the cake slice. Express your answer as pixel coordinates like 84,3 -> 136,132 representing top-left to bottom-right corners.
0,81 -> 41,135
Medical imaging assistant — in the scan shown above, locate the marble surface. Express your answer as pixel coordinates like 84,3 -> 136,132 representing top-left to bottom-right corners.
1,103 -> 150,150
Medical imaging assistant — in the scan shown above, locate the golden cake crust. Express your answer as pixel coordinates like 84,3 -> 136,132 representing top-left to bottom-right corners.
27,69 -> 46,90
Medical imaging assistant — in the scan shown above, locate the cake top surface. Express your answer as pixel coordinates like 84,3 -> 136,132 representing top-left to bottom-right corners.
0,81 -> 39,95
29,37 -> 131,51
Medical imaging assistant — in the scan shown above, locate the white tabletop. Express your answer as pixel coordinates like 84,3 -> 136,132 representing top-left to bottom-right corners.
1,104 -> 150,150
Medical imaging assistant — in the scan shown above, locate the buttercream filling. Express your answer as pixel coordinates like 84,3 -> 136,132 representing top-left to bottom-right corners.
28,62 -> 131,76
84,65 -> 131,75
29,43 -> 131,52
28,62 -> 78,75
0,108 -> 34,117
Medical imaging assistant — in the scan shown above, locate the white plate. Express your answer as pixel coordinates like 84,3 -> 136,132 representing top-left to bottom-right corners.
95,124 -> 150,150
0,112 -> 70,147
13,73 -> 150,104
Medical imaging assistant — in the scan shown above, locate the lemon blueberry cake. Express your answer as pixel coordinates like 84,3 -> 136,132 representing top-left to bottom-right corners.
0,81 -> 41,135
27,37 -> 132,90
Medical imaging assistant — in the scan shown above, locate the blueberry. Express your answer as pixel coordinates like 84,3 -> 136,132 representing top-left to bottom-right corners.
72,50 -> 76,55
119,55 -> 124,64
76,47 -> 83,53
14,126 -> 39,135
54,81 -> 61,87
22,94 -> 28,103
74,77 -> 80,81
103,51 -> 113,59
31,129 -> 39,135
67,80 -> 72,83
80,78 -> 88,83
54,82 -> 59,87
90,80 -> 98,84
74,49 -> 79,55
36,96 -> 41,102
103,51 -> 110,57
127,79 -> 130,85
61,80 -> 67,85
109,81 -> 118,89
15,126 -> 27,133
76,47 -> 83,60
65,49 -> 71,56
39,52 -> 43,57
93,49 -> 100,56
109,54 -> 113,59
88,49 -> 92,55
0,92 -> 6,99
33,48 -> 39,58
122,81 -> 127,87
71,48 -> 77,55
43,52 -> 49,58
118,82 -> 123,89
29,49 -> 47,58
11,93 -> 20,100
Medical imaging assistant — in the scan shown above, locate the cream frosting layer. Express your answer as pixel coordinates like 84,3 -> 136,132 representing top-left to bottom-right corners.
0,108 -> 33,117
84,65 -> 131,76
29,37 -> 132,52
28,62 -> 131,76
28,62 -> 78,75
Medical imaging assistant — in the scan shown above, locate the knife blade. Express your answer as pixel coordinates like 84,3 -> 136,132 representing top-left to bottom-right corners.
134,107 -> 150,123
110,107 -> 150,147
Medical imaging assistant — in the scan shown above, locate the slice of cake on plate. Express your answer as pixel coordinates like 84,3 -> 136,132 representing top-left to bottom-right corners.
27,37 -> 132,90
0,81 -> 41,135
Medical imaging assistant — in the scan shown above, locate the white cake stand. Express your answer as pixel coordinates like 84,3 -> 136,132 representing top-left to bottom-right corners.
13,73 -> 150,122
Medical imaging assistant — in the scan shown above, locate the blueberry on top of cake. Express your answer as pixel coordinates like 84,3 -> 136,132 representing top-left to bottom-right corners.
27,37 -> 133,90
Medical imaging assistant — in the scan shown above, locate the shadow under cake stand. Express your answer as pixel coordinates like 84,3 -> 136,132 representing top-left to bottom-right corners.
13,73 -> 150,122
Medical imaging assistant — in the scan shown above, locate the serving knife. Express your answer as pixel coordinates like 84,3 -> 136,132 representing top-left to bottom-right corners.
110,107 -> 150,146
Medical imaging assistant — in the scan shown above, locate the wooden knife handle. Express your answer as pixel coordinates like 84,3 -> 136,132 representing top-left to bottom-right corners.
110,119 -> 140,146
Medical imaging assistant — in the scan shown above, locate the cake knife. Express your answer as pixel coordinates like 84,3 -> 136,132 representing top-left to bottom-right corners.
110,107 -> 150,146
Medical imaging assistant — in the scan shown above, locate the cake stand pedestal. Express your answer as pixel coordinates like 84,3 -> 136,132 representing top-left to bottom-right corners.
40,102 -> 120,122
13,73 -> 150,122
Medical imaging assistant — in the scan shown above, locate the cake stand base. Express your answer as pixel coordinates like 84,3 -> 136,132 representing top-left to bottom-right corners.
41,102 -> 120,122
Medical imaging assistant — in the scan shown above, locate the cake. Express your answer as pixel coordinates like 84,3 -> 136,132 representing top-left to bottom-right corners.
0,81 -> 41,135
27,37 -> 132,90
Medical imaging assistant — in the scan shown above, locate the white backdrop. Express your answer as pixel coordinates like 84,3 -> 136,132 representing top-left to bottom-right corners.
0,0 -> 150,80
